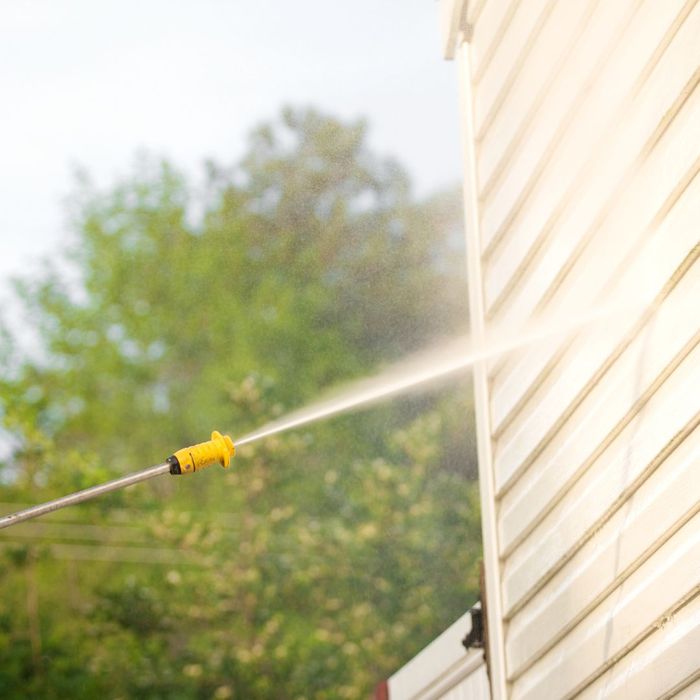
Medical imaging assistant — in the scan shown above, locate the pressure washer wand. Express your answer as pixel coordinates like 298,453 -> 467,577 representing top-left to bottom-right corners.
0,430 -> 235,531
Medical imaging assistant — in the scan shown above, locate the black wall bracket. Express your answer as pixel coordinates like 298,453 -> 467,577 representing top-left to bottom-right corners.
462,604 -> 484,650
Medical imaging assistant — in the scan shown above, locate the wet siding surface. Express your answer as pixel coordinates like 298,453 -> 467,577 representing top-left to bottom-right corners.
457,0 -> 700,696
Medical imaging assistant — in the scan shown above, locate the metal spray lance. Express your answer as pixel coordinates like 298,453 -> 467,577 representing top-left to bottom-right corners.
0,430 -> 236,530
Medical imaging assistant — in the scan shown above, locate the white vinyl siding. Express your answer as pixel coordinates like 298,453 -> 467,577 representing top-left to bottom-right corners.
388,608 -> 490,700
450,0 -> 700,696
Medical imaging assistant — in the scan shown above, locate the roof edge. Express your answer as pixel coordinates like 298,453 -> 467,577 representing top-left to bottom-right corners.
440,0 -> 470,60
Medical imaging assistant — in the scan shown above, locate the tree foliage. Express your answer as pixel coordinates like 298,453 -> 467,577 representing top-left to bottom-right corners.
0,108 -> 480,698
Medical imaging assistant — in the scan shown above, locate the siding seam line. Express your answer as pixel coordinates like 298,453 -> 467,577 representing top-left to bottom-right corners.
659,667 -> 700,700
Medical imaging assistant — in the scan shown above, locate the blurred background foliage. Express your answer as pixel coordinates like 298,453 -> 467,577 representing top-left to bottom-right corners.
0,107 -> 480,699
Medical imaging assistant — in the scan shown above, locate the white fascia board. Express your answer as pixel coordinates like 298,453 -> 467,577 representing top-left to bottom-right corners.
388,605 -> 484,699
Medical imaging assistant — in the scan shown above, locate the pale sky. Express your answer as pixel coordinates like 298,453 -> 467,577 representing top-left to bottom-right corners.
0,0 -> 462,291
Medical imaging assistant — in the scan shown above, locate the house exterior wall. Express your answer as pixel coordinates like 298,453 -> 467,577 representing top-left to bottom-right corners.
442,0 -> 700,697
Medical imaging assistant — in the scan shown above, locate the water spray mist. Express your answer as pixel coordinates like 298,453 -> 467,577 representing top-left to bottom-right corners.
0,301 -> 627,529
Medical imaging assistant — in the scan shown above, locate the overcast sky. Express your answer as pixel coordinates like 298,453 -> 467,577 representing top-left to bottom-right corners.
0,0 -> 462,290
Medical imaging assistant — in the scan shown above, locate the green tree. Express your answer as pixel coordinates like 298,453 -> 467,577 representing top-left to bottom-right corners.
0,107 -> 480,698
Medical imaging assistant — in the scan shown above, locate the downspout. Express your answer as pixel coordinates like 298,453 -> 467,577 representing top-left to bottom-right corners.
454,17 -> 510,700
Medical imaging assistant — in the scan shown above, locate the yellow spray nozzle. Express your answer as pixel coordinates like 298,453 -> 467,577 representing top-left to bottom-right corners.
169,430 -> 235,475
